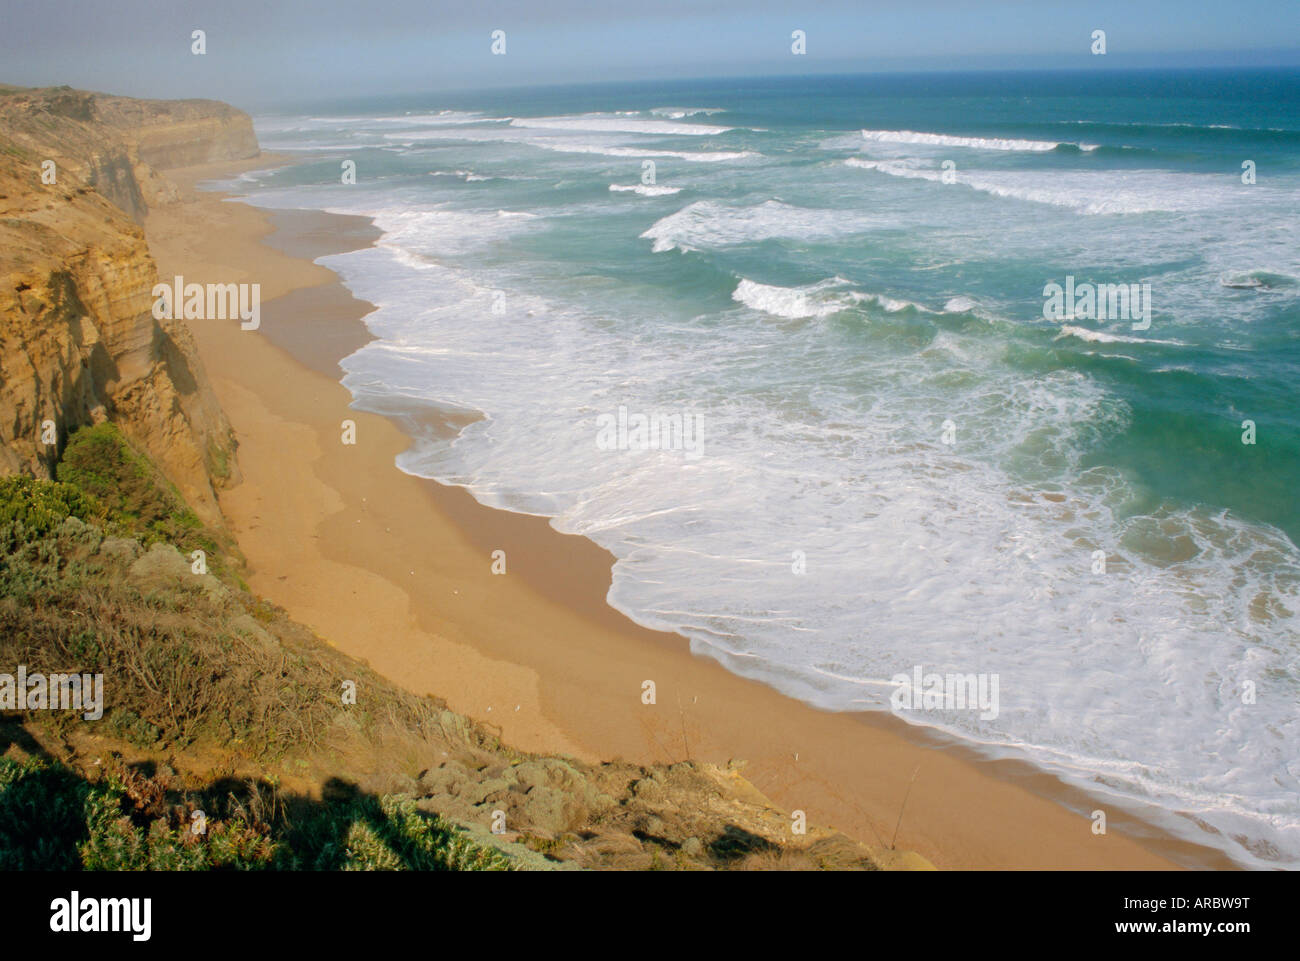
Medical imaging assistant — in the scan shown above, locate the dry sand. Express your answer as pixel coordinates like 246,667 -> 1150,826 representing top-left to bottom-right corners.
144,157 -> 1233,870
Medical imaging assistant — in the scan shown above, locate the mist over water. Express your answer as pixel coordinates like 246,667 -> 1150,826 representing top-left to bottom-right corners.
223,71 -> 1300,868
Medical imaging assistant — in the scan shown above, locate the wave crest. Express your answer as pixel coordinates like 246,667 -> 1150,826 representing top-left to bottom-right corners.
860,128 -> 1097,152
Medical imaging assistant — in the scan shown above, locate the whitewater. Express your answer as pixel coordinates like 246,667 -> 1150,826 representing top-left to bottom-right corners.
232,71 -> 1300,868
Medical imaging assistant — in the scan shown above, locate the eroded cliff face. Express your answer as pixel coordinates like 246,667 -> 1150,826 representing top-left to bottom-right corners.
0,86 -> 257,221
95,94 -> 260,172
0,85 -> 254,524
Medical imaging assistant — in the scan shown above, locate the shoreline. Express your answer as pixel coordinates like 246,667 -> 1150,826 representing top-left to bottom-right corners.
146,155 -> 1235,870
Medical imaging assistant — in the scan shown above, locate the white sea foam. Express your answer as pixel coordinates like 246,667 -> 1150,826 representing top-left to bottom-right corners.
529,141 -> 758,162
1054,326 -> 1186,345
230,168 -> 279,184
319,110 -> 493,126
642,199 -> 879,252
1219,269 -> 1300,290
732,278 -> 856,318
609,183 -> 683,196
734,277 -> 949,321
859,128 -> 1097,151
362,205 -> 540,255
429,169 -> 495,182
845,158 -> 1226,214
649,106 -> 726,119
319,238 -> 1300,870
511,113 -> 732,135
848,290 -> 930,313
233,101 -> 1300,869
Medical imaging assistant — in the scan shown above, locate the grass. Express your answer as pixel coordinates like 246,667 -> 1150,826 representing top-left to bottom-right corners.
0,433 -> 516,871
0,431 -> 880,871
0,505 -> 456,756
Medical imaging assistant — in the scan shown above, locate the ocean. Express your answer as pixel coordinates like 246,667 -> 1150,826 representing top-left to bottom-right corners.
217,69 -> 1300,868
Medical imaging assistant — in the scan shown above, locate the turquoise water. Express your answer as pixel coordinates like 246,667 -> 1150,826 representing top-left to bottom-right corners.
226,70 -> 1300,867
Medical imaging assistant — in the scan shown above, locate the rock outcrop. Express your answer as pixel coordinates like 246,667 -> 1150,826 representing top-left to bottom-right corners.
0,85 -> 253,524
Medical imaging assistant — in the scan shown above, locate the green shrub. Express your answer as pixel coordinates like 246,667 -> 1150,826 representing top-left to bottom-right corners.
108,710 -> 163,749
79,791 -> 275,871
0,758 -> 508,871
0,475 -> 102,549
56,423 -> 203,546
375,794 -> 512,871
337,820 -> 407,871
0,756 -> 91,869
277,788 -> 510,871
0,460 -> 515,873
0,757 -> 277,871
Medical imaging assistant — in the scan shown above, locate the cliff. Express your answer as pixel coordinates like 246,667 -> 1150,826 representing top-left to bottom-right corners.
0,85 -> 258,221
0,85 -> 254,524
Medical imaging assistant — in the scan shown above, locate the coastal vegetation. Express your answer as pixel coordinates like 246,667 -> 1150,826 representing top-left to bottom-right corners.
0,424 -> 878,870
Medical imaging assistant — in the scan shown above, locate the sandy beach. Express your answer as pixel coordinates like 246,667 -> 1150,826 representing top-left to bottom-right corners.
143,156 -> 1234,871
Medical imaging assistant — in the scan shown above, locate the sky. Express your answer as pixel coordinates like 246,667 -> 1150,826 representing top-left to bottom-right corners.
2,0 -> 1298,108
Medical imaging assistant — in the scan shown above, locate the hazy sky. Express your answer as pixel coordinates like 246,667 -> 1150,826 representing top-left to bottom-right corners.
3,0 -> 1298,108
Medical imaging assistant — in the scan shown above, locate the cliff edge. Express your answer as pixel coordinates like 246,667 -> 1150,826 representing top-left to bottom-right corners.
0,84 -> 258,220
0,85 -> 255,524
